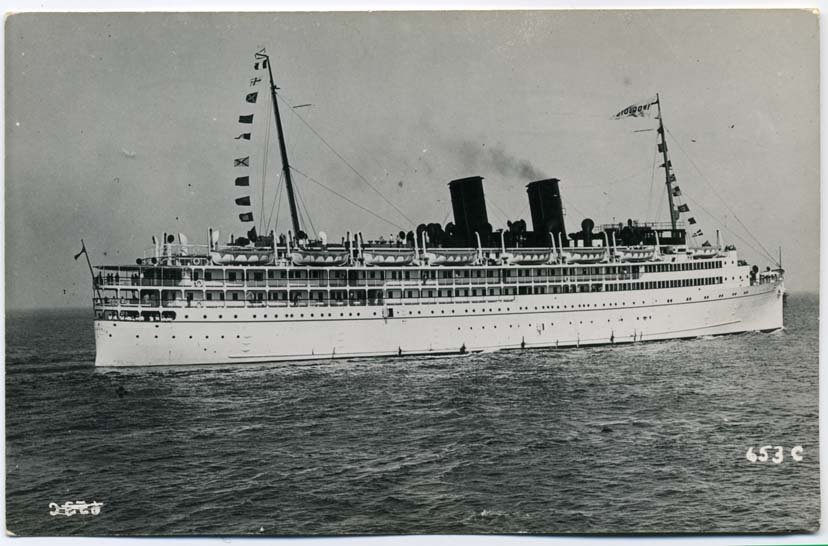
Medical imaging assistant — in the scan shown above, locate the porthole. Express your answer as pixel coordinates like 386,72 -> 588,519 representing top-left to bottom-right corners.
203,315 -> 207,319
189,335 -> 193,339
219,315 -> 223,319
135,335 -> 139,338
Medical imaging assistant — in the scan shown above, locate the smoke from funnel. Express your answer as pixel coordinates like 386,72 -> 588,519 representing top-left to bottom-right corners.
459,142 -> 546,181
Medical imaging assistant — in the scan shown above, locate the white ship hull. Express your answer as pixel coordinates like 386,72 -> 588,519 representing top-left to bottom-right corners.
94,281 -> 784,367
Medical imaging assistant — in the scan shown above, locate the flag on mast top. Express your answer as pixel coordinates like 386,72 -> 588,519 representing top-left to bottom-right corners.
611,96 -> 659,120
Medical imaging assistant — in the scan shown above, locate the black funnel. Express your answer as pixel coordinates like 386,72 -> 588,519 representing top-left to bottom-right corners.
526,178 -> 567,247
449,176 -> 489,247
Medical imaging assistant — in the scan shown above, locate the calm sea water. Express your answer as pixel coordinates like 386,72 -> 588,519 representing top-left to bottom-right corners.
5,294 -> 819,536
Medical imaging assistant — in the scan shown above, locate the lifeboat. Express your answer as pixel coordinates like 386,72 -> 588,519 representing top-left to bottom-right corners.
616,246 -> 656,262
290,248 -> 350,267
565,247 -> 607,264
363,248 -> 416,266
210,250 -> 274,265
424,249 -> 477,266
689,247 -> 721,259
505,249 -> 553,265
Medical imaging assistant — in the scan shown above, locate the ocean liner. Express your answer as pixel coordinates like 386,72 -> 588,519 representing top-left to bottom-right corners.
87,50 -> 784,367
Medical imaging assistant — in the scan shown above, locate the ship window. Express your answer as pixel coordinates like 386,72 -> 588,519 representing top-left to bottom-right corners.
194,270 -> 200,281
232,293 -> 238,301
229,272 -> 237,281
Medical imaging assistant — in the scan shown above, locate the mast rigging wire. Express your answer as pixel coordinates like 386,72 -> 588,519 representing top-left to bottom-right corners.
290,166 -> 407,231
276,93 -> 416,228
258,91 -> 273,235
273,175 -> 285,234
681,191 -> 778,262
263,170 -> 284,235
665,128 -> 778,264
294,180 -> 318,237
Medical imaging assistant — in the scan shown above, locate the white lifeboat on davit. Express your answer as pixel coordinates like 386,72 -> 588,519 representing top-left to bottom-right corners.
289,248 -> 350,267
363,248 -> 416,266
565,247 -> 607,264
615,246 -> 656,262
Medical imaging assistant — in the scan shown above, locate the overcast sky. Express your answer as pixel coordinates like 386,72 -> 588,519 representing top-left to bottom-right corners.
5,10 -> 819,309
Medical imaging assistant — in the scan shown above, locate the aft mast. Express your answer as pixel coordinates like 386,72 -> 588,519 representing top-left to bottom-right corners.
256,49 -> 302,236
655,93 -> 678,231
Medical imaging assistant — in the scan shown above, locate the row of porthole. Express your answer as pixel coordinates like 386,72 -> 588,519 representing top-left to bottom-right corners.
121,313 -> 658,339
457,323 -> 543,330
127,334 -> 244,340
163,301 -> 653,323
450,314 -> 658,332
111,301 -> 654,328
